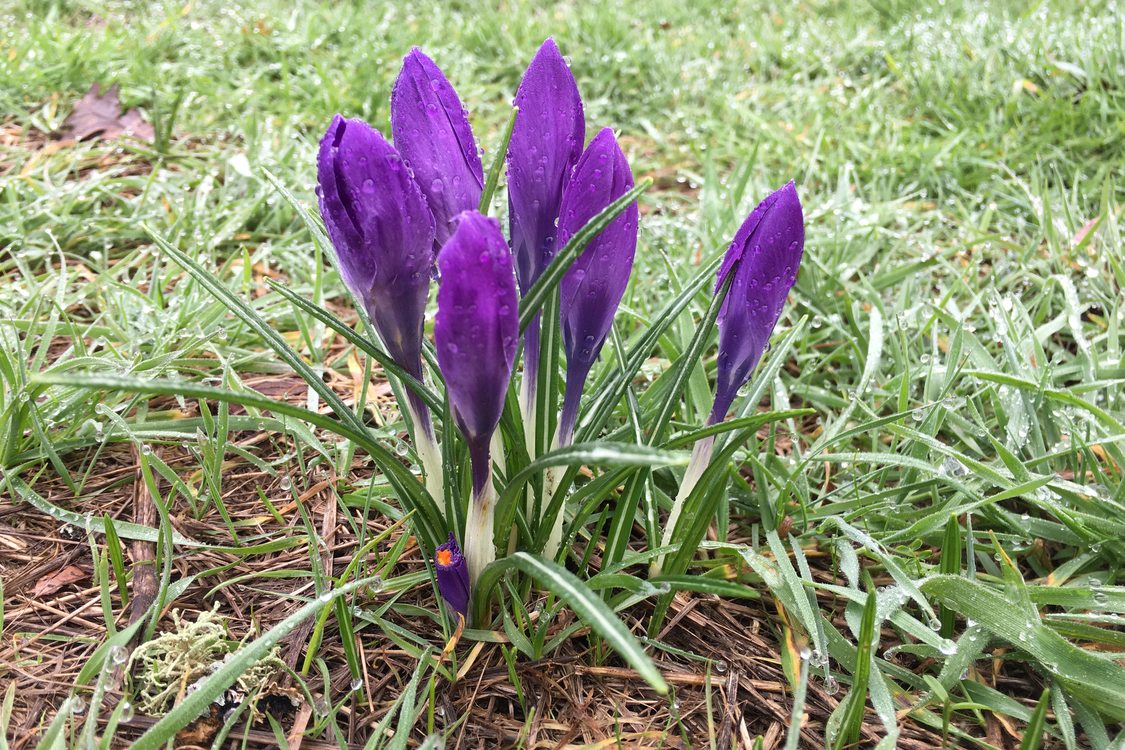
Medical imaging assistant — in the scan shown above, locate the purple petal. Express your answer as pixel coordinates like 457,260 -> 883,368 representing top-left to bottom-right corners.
316,115 -> 435,383
555,128 -> 638,441
391,49 -> 483,248
434,211 -> 519,448
711,181 -> 804,422
435,533 -> 470,616
508,38 -> 585,297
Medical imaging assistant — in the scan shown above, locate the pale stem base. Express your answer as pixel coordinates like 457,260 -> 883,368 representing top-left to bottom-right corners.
465,476 -> 497,587
519,376 -> 541,541
540,432 -> 566,560
651,435 -> 716,576
407,402 -> 444,514
490,430 -> 507,479
541,464 -> 567,559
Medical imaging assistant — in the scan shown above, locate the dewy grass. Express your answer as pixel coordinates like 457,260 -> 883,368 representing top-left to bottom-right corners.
2,0 -> 1124,746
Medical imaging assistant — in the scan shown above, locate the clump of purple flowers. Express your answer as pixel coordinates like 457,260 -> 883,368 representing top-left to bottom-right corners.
315,40 -> 805,621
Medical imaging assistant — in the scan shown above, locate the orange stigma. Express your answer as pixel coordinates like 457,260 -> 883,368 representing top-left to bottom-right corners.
436,549 -> 453,567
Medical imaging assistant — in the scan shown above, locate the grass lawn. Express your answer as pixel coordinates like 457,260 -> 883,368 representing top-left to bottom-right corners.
1,0 -> 1123,747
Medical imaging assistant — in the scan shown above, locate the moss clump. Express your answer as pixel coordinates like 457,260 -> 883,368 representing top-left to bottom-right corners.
128,606 -> 287,717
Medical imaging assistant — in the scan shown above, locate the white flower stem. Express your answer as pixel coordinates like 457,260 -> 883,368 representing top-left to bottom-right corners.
406,401 -> 444,514
519,372 -> 541,544
651,435 -> 716,576
490,430 -> 507,479
520,371 -> 538,461
541,432 -> 567,560
464,471 -> 496,587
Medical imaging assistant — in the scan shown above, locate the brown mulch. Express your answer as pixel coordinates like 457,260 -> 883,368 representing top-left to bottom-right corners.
1,424 -> 972,750
0,333 -> 1051,749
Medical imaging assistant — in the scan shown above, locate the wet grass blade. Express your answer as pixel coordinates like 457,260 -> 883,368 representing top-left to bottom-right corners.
472,553 -> 668,694
938,515 -> 962,638
1019,687 -> 1051,750
518,179 -> 651,332
835,584 -> 877,749
130,576 -> 380,750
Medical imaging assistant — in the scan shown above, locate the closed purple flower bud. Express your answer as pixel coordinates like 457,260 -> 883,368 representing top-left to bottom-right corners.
316,115 -> 435,389
710,181 -> 804,423
508,38 -> 585,298
434,533 -> 470,617
555,128 -> 638,444
391,48 -> 484,249
434,211 -> 519,490
508,39 -> 585,403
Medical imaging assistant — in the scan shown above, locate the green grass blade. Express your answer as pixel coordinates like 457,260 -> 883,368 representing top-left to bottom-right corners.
1019,687 -> 1051,750
29,371 -> 445,548
518,179 -> 651,332
938,515 -> 962,638
835,585 -> 877,749
266,279 -> 441,413
921,575 -> 1125,720
130,576 -> 380,750
471,552 -> 668,694
479,107 -> 518,215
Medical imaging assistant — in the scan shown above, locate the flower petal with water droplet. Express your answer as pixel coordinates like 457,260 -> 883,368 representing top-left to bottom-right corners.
316,114 -> 435,387
710,181 -> 804,422
391,48 -> 484,249
434,211 -> 519,450
555,128 -> 637,442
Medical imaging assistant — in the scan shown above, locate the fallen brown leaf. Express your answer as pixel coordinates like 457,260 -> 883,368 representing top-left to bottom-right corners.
54,83 -> 154,143
31,565 -> 87,597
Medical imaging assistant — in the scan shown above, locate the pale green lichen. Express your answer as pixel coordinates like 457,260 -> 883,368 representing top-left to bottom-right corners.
128,606 -> 286,717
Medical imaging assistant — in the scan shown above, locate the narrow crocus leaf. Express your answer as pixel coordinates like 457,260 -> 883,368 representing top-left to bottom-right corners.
555,127 -> 638,444
316,116 -> 435,388
508,37 -> 585,298
434,211 -> 519,481
391,48 -> 484,248
710,181 -> 804,423
434,533 -> 470,617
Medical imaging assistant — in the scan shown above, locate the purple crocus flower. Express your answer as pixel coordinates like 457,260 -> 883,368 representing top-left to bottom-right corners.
538,128 -> 637,559
710,181 -> 805,423
434,533 -> 470,618
391,48 -> 484,249
316,115 -> 436,439
507,38 -> 585,416
434,211 -> 519,584
653,181 -> 804,574
555,128 -> 638,446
